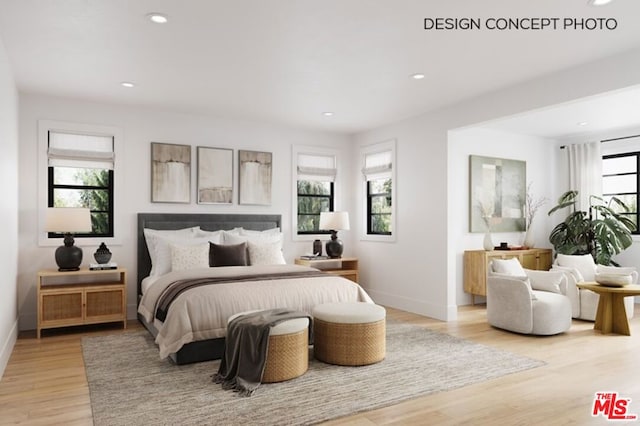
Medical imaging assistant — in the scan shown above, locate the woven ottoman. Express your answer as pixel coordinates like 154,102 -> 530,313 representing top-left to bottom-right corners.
228,311 -> 309,383
312,302 -> 386,366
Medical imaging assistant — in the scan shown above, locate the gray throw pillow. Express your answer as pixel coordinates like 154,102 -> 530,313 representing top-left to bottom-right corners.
209,242 -> 248,267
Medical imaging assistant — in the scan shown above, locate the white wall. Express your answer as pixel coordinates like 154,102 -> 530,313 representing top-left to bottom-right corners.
448,127 -> 558,305
352,47 -> 640,321
0,34 -> 19,378
17,94 -> 353,330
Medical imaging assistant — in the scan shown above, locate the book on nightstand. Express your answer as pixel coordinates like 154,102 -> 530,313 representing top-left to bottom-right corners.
89,262 -> 118,270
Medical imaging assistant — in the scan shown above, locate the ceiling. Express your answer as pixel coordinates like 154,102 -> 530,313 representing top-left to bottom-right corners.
1,0 -> 640,135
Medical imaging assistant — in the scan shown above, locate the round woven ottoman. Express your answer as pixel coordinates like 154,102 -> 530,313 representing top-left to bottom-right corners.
312,302 -> 386,366
228,311 -> 309,383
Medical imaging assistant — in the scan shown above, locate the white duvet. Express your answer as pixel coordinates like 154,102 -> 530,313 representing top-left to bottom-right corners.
137,264 -> 373,358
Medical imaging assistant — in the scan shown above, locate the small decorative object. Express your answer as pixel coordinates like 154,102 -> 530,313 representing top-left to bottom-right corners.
94,242 -> 112,264
523,182 -> 548,249
319,211 -> 350,258
483,229 -> 494,251
45,207 -> 92,271
313,239 -> 322,256
500,242 -> 508,249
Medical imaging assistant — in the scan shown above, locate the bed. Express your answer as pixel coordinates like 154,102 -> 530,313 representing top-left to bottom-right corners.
136,213 -> 373,364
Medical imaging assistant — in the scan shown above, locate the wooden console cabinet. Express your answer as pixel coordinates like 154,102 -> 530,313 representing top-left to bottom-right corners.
463,249 -> 552,304
295,257 -> 359,283
37,268 -> 127,338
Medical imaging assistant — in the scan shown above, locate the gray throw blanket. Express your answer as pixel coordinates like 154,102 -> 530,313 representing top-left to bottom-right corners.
213,309 -> 312,396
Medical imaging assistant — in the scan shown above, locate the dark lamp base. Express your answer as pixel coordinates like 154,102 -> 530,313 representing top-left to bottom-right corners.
325,236 -> 344,259
55,244 -> 83,272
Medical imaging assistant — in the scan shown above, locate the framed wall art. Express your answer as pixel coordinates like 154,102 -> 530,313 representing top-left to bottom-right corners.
151,142 -> 191,203
238,150 -> 272,205
469,155 -> 526,233
197,146 -> 233,204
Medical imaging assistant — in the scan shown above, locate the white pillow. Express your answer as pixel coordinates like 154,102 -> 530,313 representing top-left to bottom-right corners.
225,231 -> 283,245
143,227 -> 199,276
170,243 -> 210,271
149,235 -> 212,276
247,240 -> 286,266
524,269 -> 565,294
556,254 -> 596,281
491,258 -> 526,277
240,227 -> 281,236
194,229 -> 224,241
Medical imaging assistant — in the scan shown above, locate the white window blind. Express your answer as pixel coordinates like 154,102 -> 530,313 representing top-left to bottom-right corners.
48,131 -> 115,169
297,153 -> 337,181
362,149 -> 392,179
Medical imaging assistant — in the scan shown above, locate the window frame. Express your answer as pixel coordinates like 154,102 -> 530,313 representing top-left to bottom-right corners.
296,180 -> 334,236
47,166 -> 115,238
602,151 -> 640,235
361,139 -> 396,242
291,145 -> 341,241
38,120 -> 123,247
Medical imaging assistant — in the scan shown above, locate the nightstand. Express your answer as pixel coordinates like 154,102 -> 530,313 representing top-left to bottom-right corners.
37,268 -> 127,338
294,257 -> 359,283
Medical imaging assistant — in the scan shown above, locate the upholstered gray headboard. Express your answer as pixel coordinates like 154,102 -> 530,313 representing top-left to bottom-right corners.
136,213 -> 281,298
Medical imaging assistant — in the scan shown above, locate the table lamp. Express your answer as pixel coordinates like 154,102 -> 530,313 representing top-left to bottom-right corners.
46,207 -> 92,271
319,211 -> 350,258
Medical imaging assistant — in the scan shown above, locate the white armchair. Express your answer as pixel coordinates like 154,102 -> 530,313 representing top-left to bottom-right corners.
486,259 -> 572,335
551,254 -> 636,321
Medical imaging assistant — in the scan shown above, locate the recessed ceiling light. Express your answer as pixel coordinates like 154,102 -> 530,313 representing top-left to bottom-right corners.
587,0 -> 613,6
411,73 -> 426,80
578,121 -> 589,126
120,81 -> 135,88
322,112 -> 334,117
147,13 -> 168,24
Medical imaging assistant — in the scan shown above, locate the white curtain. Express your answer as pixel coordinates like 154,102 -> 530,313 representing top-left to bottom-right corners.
567,141 -> 602,211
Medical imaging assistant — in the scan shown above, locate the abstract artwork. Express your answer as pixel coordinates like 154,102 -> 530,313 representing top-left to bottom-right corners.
197,147 -> 233,204
469,155 -> 526,233
151,142 -> 191,203
238,150 -> 272,205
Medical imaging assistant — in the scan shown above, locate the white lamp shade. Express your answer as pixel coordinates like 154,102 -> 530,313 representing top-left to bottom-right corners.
46,208 -> 92,233
319,211 -> 350,231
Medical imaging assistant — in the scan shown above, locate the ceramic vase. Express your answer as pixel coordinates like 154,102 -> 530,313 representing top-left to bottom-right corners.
94,242 -> 112,264
483,229 -> 494,251
523,224 -> 535,249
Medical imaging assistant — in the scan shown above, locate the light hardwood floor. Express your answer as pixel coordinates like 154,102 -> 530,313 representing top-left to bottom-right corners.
1,305 -> 640,425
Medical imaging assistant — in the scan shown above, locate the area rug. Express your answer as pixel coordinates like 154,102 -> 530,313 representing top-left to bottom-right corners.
82,321 -> 544,426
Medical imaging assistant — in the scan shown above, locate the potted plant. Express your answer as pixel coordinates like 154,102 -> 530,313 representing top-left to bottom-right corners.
547,190 -> 635,265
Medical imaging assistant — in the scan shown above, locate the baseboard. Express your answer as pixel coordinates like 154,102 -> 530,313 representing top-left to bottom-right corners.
0,319 -> 18,380
365,289 -> 455,321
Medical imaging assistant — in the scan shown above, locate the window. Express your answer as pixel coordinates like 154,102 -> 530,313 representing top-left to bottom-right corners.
362,140 -> 396,239
602,152 -> 639,234
47,130 -> 115,238
295,151 -> 337,234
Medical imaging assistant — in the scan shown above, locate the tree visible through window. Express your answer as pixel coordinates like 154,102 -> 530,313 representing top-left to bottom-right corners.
48,166 -> 114,237
367,177 -> 392,234
297,180 -> 333,234
47,130 -> 115,238
603,152 -> 639,234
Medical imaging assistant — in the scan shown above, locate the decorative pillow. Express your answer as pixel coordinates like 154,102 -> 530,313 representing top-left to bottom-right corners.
209,242 -> 248,267
524,269 -> 565,294
240,227 -> 281,236
491,258 -> 526,277
170,243 -> 210,272
248,240 -> 286,265
225,231 -> 283,246
143,227 -> 199,276
194,229 -> 223,243
555,254 -> 596,281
